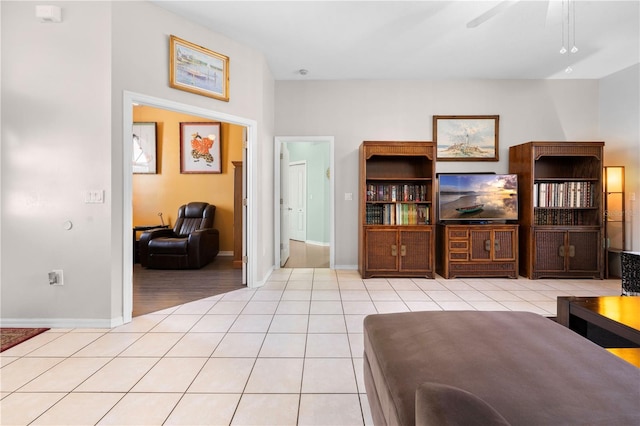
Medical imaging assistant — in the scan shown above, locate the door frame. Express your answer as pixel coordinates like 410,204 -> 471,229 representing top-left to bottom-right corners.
280,142 -> 290,266
123,91 -> 258,324
274,136 -> 335,269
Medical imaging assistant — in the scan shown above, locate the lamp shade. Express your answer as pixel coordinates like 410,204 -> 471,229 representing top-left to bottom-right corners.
605,166 -> 624,193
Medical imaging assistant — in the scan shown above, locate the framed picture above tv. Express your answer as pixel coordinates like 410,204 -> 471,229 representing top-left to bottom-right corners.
438,173 -> 518,222
434,115 -> 499,161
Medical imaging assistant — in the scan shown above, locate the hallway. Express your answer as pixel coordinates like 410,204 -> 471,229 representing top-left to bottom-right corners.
283,240 -> 329,268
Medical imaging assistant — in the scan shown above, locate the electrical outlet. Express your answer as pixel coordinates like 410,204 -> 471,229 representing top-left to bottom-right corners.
49,270 -> 63,286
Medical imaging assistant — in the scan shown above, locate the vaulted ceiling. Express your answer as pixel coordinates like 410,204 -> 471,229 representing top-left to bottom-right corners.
151,1 -> 639,80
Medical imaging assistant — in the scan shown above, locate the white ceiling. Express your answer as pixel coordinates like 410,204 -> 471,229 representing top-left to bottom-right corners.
150,0 -> 640,80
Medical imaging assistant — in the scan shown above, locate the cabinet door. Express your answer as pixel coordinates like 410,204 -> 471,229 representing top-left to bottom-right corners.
469,229 -> 491,261
365,229 -> 398,272
534,230 -> 566,273
567,230 -> 601,273
469,228 -> 516,261
399,229 -> 432,272
494,229 -> 516,261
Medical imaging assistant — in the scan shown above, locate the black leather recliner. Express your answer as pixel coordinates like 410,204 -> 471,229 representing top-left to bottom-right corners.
139,202 -> 219,269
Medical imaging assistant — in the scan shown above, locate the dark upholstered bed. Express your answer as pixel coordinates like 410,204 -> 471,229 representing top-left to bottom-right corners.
363,311 -> 640,426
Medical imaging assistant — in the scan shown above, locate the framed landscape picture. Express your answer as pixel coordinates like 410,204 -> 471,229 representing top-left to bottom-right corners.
132,122 -> 157,174
434,115 -> 499,161
169,35 -> 229,102
180,122 -> 221,174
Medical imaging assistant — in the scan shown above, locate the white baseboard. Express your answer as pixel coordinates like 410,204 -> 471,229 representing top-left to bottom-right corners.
255,265 -> 275,288
333,264 -> 358,270
0,317 -> 121,329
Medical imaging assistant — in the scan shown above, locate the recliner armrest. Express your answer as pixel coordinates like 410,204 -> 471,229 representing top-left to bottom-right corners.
140,228 -> 175,242
187,228 -> 220,268
139,228 -> 176,267
188,228 -> 219,244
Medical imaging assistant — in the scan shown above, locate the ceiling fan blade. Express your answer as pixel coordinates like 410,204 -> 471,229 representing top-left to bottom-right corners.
545,0 -> 561,27
466,0 -> 518,28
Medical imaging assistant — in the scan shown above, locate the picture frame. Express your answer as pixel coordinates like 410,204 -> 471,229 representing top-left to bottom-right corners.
169,35 -> 229,102
132,122 -> 157,174
180,122 -> 222,174
433,115 -> 499,161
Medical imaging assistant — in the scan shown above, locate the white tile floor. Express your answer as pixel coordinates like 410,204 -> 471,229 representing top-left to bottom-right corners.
0,269 -> 623,425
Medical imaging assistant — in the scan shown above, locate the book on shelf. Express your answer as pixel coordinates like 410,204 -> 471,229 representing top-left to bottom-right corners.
534,208 -> 586,226
366,203 -> 430,225
534,181 -> 594,208
366,183 -> 428,202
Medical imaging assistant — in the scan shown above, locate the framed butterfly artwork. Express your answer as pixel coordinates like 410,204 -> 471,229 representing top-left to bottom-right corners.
179,122 -> 221,174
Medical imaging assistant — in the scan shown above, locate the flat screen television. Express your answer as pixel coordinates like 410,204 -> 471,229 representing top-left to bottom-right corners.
438,173 -> 518,222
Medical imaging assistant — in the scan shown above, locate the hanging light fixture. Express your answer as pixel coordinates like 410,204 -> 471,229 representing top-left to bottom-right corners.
569,0 -> 578,54
560,0 -> 578,73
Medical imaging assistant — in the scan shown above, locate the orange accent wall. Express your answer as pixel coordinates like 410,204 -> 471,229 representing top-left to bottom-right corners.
132,105 -> 242,252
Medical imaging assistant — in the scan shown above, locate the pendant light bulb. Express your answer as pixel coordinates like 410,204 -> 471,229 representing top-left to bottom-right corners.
565,66 -> 573,73
559,46 -> 567,54
570,45 -> 578,54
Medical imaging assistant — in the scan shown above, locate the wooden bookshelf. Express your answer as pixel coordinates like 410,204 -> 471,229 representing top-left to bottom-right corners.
509,141 -> 604,279
359,141 -> 435,278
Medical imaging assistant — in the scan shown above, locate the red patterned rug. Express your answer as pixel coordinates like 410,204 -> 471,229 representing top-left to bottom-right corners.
1,328 -> 49,352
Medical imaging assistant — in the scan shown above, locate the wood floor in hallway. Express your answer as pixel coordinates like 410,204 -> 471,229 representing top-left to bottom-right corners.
283,240 -> 330,268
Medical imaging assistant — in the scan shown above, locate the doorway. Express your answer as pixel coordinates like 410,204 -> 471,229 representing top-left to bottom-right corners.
274,136 -> 335,269
129,105 -> 246,316
122,91 -> 257,324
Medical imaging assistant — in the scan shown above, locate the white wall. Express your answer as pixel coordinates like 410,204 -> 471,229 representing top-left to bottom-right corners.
600,64 -> 640,252
109,1 -> 275,317
1,1 -> 113,325
275,79 -> 601,267
1,1 -> 275,327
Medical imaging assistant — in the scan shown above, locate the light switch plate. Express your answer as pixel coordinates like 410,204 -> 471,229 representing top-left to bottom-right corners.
84,190 -> 104,204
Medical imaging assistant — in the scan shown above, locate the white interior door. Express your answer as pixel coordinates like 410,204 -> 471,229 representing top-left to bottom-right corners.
289,161 -> 307,242
280,143 -> 291,266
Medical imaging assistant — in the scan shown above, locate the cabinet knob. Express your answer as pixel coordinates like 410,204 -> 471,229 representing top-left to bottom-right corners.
400,245 -> 407,257
484,240 -> 491,251
391,245 -> 398,257
559,246 -> 565,257
568,245 -> 575,257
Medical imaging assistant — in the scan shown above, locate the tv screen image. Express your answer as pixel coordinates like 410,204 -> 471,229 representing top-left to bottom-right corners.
438,174 -> 518,221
